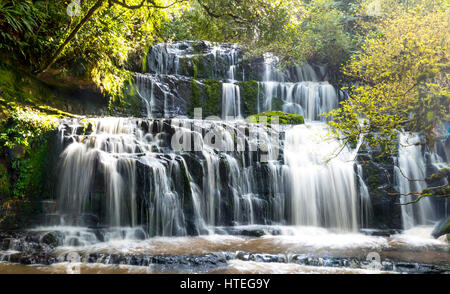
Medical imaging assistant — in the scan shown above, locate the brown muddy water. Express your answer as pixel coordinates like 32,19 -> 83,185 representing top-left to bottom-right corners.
0,226 -> 448,274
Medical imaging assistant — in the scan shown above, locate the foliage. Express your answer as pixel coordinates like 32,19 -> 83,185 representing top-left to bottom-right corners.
426,168 -> 450,184
0,0 -> 185,100
0,106 -> 58,228
326,2 -> 450,156
0,1 -> 68,65
0,107 -> 58,149
162,0 -> 359,70
248,111 -> 305,125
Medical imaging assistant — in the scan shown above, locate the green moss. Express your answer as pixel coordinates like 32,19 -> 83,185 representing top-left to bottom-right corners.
108,78 -> 141,116
248,111 -> 304,125
0,64 -> 59,111
238,80 -> 259,117
193,64 -> 199,79
203,80 -> 221,116
0,162 -> 10,197
0,63 -> 100,117
367,172 -> 380,190
191,55 -> 207,78
188,79 -> 221,117
188,79 -> 201,117
432,218 -> 450,238
192,41 -> 207,53
426,168 -> 450,182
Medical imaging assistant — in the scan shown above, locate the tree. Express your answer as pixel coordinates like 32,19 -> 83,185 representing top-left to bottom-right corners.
326,1 -> 449,156
161,0 -> 358,70
0,0 -> 189,99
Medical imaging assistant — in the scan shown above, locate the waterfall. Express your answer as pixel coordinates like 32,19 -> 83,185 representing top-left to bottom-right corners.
222,83 -> 241,119
284,123 -> 359,231
136,42 -> 339,121
52,42 -> 372,238
357,164 -> 372,228
54,117 -> 369,235
135,73 -> 177,118
395,133 -> 447,229
257,55 -> 338,121
221,44 -> 242,120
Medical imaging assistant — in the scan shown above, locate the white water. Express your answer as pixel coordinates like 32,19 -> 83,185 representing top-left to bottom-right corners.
257,55 -> 338,121
396,133 -> 447,229
220,44 -> 242,119
52,43 -> 376,237
284,123 -> 359,230
222,83 -> 241,119
54,117 -> 371,235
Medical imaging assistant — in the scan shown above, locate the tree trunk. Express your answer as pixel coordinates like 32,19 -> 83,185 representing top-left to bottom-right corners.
37,0 -> 105,74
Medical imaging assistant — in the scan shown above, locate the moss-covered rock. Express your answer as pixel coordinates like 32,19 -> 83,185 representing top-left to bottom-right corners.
248,111 -> 304,125
188,79 -> 222,117
107,79 -> 141,117
238,80 -> 259,117
0,62 -> 107,116
432,217 -> 450,238
178,54 -> 219,80
188,79 -> 201,117
203,80 -> 221,116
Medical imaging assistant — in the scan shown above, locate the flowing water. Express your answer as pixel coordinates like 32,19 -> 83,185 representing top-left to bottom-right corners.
1,42 -> 448,274
396,133 -> 449,229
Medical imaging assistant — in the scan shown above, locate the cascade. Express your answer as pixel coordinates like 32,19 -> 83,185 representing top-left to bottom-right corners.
50,41 -> 374,240
136,42 -> 339,120
54,116 -> 370,235
396,133 -> 448,229
284,123 -> 359,230
222,83 -> 241,119
257,55 -> 338,121
214,43 -> 241,120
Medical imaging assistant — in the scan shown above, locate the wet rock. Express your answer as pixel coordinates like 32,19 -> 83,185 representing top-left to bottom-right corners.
249,253 -> 286,263
215,226 -> 282,237
360,228 -> 402,237
82,252 -> 227,272
432,217 -> 450,238
235,251 -> 250,261
1,238 -> 13,250
358,158 -> 402,230
80,213 -> 100,227
381,261 -> 394,271
41,231 -> 64,248
437,234 -> 449,243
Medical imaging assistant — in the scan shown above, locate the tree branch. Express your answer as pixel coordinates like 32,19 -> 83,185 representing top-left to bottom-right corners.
197,0 -> 247,23
381,184 -> 450,205
110,0 -> 186,9
37,0 -> 106,74
37,0 -> 187,74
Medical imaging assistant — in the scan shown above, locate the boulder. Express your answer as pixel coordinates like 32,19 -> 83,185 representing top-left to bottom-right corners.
432,217 -> 450,238
437,234 -> 449,243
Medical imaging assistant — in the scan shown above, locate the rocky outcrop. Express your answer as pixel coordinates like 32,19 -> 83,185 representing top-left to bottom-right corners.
357,152 -> 403,230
